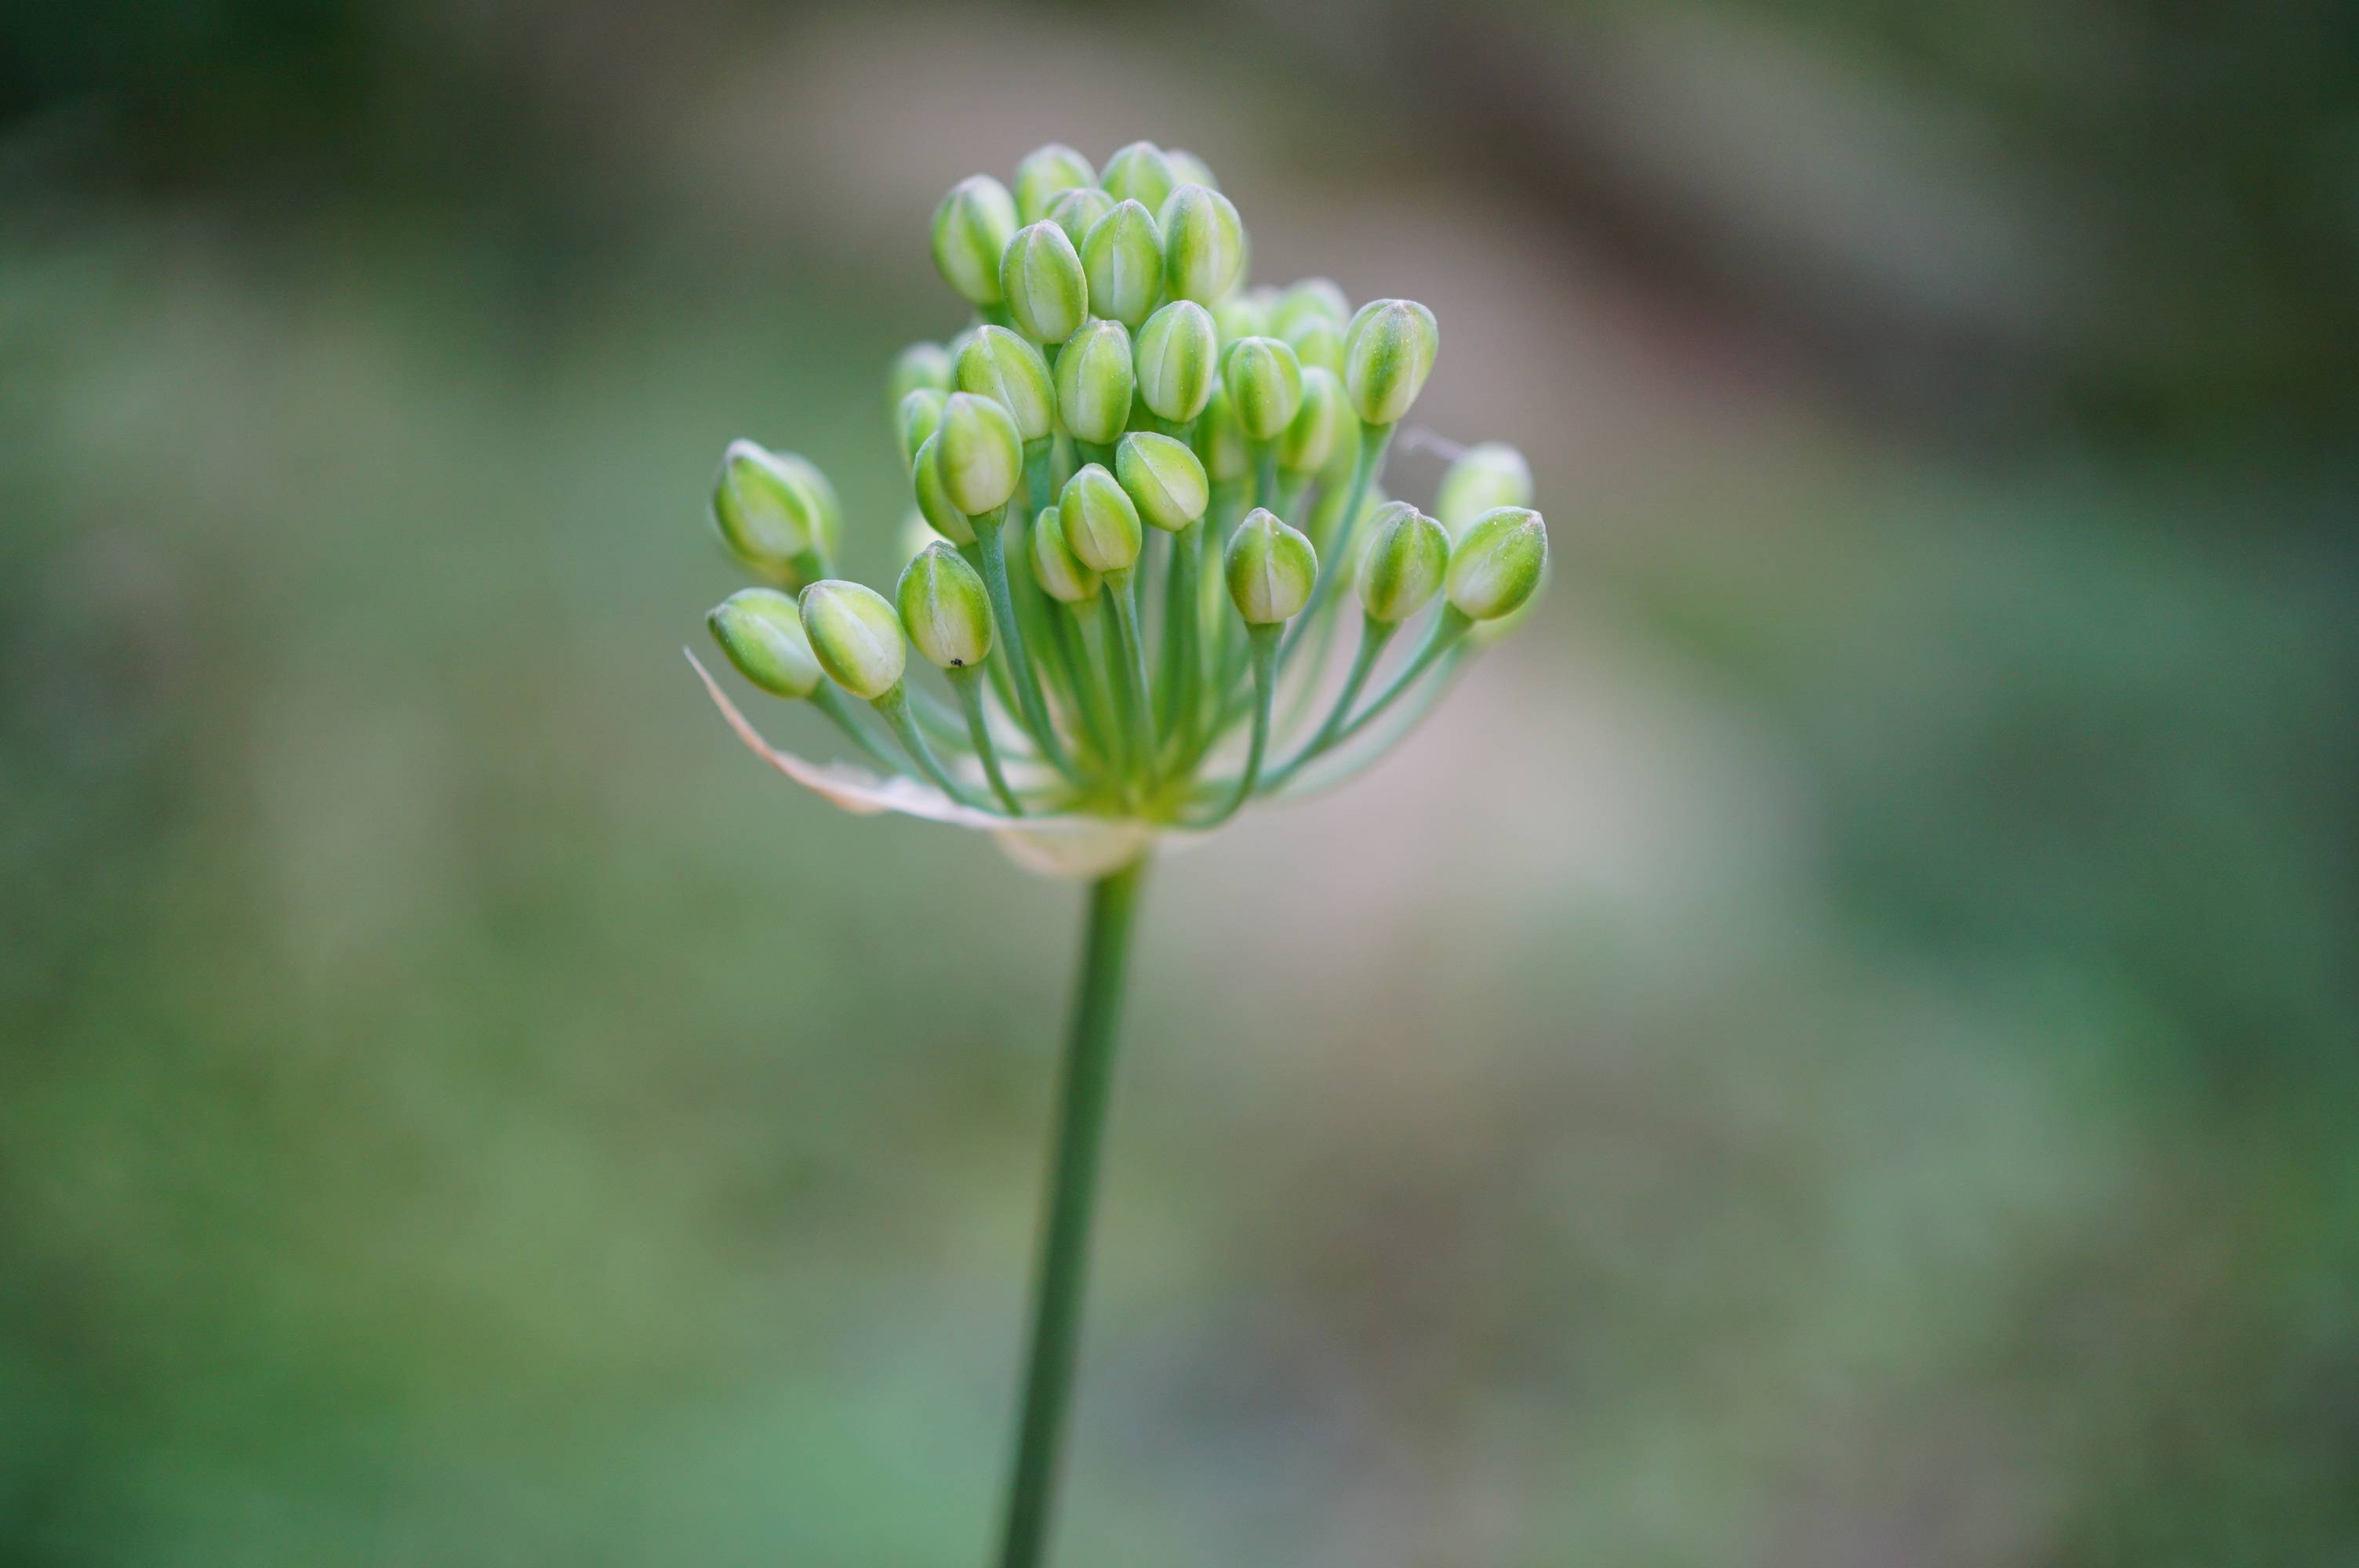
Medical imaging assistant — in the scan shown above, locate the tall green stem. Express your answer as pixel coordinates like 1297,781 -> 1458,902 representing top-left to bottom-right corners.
994,855 -> 1150,1568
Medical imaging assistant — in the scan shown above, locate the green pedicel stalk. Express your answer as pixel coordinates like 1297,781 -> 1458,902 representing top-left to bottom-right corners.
949,666 -> 1024,814
975,510 -> 1078,781
1188,623 -> 1279,827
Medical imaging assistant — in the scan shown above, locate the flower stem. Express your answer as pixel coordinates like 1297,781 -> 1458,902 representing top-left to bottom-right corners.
949,666 -> 1025,815
975,511 -> 1078,782
873,683 -> 995,812
994,854 -> 1150,1568
1102,569 -> 1158,796
1267,612 -> 1394,789
809,684 -> 901,773
1187,624 -> 1279,827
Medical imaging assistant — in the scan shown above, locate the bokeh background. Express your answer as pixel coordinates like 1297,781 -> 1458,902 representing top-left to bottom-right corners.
5,2 -> 2356,1563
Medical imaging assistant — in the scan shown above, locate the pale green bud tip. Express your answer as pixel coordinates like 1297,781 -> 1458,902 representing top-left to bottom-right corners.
1342,297 -> 1439,426
1225,508 -> 1318,624
889,341 -> 954,406
1445,506 -> 1547,621
1115,431 -> 1209,532
798,579 -> 907,700
1219,336 -> 1305,441
1357,501 -> 1450,622
1058,463 -> 1143,573
1135,300 -> 1217,422
932,176 -> 1018,306
1100,140 -> 1176,214
708,587 -> 823,699
712,440 -> 839,575
936,390 -> 1025,516
1435,441 -> 1535,536
999,221 -> 1089,345
1054,318 -> 1136,446
1165,148 -> 1218,190
1045,187 -> 1115,247
1081,199 -> 1163,329
1029,504 -> 1103,604
1212,290 -> 1268,345
895,387 -> 946,469
955,325 -> 1055,444
1013,143 -> 1096,225
1160,183 -> 1245,305
1277,365 -> 1345,475
1270,277 -> 1350,339
896,542 -> 994,670
911,433 -> 977,546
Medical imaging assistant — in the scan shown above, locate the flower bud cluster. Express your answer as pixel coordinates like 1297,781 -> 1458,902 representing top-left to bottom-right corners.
698,140 -> 1547,843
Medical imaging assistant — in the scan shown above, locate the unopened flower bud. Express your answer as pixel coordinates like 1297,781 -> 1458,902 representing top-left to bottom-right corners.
1134,300 -> 1216,423
1045,187 -> 1115,248
896,541 -> 994,670
1281,314 -> 1343,374
713,440 -> 841,579
1342,298 -> 1439,426
798,579 -> 907,700
1269,277 -> 1350,340
1219,336 -> 1304,441
1114,431 -> 1209,532
932,175 -> 1018,306
1054,318 -> 1136,445
1058,463 -> 1143,573
1356,501 -> 1450,622
889,341 -> 954,407
1013,142 -> 1096,225
1029,504 -> 1103,604
1212,289 -> 1269,345
955,326 -> 1055,443
1198,379 -> 1250,482
1099,140 -> 1176,215
1224,508 -> 1318,624
999,221 -> 1089,345
1080,200 -> 1162,329
1165,148 -> 1218,190
911,433 -> 977,546
1276,365 -> 1345,475
935,391 -> 1025,516
896,387 -> 946,468
1159,183 -> 1244,304
1445,506 -> 1547,621
1434,441 -> 1534,538
708,587 -> 823,699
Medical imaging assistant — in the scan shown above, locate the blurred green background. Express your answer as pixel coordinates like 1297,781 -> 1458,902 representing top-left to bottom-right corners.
4,1 -> 2356,1563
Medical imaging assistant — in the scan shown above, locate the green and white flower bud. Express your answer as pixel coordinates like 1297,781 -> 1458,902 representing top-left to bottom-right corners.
1281,314 -> 1343,374
712,440 -> 841,579
911,433 -> 978,546
1342,298 -> 1439,426
1270,277 -> 1350,340
896,541 -> 994,670
935,391 -> 1025,517
798,579 -> 907,701
1045,187 -> 1115,249
1133,300 -> 1217,423
1219,336 -> 1304,441
1159,183 -> 1244,304
1198,379 -> 1251,482
1224,508 -> 1318,624
1014,142 -> 1096,225
931,175 -> 1018,307
1212,289 -> 1269,346
999,220 -> 1089,345
1445,506 -> 1547,621
1053,318 -> 1136,445
889,340 -> 954,407
1099,140 -> 1176,216
1276,365 -> 1345,475
708,587 -> 823,699
1165,148 -> 1218,190
1057,463 -> 1143,573
1114,431 -> 1209,532
955,326 -> 1055,444
896,387 -> 946,469
1080,200 -> 1162,330
1356,501 -> 1450,622
1434,441 -> 1534,539
1029,504 -> 1103,604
